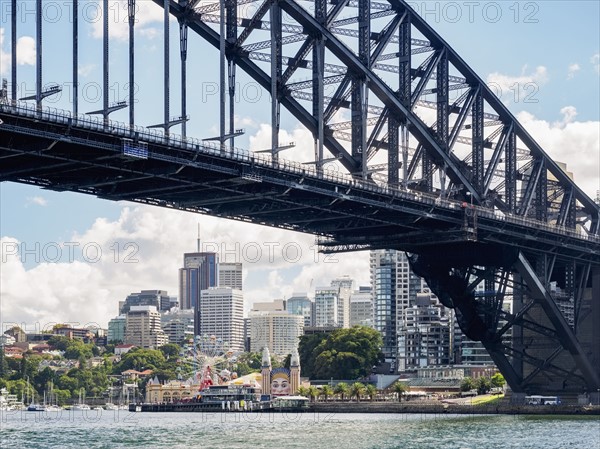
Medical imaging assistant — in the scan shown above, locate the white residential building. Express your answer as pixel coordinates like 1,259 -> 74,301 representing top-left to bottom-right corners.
248,311 -> 304,356
314,286 -> 339,327
331,276 -> 354,328
124,306 -> 169,349
350,287 -> 373,327
198,287 -> 244,352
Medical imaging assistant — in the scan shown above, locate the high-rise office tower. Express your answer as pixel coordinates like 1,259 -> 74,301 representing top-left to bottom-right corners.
218,262 -> 243,290
120,290 -> 171,314
331,276 -> 353,328
287,293 -> 313,327
314,286 -> 339,327
179,252 -> 219,310
178,232 -> 218,335
198,287 -> 244,352
370,249 -> 419,372
107,315 -> 126,344
397,293 -> 451,371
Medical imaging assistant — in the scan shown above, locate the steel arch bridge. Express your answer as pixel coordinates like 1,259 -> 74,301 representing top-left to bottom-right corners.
0,0 -> 599,396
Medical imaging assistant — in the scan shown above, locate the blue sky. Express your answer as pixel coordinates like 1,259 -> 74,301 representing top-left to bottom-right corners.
1,1 -> 599,328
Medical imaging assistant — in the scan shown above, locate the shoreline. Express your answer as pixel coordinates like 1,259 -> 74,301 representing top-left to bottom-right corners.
130,401 -> 600,416
308,401 -> 600,415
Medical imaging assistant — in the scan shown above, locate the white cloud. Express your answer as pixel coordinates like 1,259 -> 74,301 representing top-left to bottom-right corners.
567,63 -> 580,80
1,237 -> 113,330
91,1 -> 167,41
249,123 -> 315,163
487,66 -> 549,103
0,30 -> 36,76
517,107 -> 599,198
555,106 -> 577,127
78,64 -> 97,78
1,205 -> 369,327
16,36 -> 36,66
235,115 -> 258,129
0,28 -> 9,76
592,53 -> 600,75
26,196 -> 48,207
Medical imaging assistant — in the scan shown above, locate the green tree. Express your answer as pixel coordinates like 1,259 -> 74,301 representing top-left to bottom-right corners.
491,373 -> 505,389
52,388 -> 71,406
392,381 -> 408,403
282,353 -> 292,369
64,340 -> 93,360
308,386 -> 319,403
159,344 -> 181,361
476,376 -> 492,395
115,348 -> 166,373
6,357 -> 21,374
271,355 -> 284,369
0,347 -> 9,378
365,384 -> 377,401
56,374 -> 79,393
33,367 -> 56,393
298,333 -> 328,379
320,385 -> 333,402
234,352 -> 262,376
314,350 -> 363,380
334,382 -> 350,401
6,379 -> 28,397
297,386 -> 309,397
460,377 -> 476,392
350,382 -> 365,402
47,335 -> 72,351
301,326 -> 383,380
20,354 -> 43,381
152,368 -> 177,383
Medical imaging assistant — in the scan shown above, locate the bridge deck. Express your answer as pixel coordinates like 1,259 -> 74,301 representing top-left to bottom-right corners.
1,103 -> 598,266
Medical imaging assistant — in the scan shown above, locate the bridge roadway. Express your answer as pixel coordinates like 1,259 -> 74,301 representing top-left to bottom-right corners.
1,102 -> 598,268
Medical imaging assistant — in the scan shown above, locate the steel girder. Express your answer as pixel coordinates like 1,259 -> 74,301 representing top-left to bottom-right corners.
165,0 -> 599,239
408,250 -> 599,394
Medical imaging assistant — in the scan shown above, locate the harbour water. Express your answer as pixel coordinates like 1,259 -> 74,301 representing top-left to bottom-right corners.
1,410 -> 598,448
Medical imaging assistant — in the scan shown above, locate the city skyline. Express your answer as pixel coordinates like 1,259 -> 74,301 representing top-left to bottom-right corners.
1,1 -> 599,330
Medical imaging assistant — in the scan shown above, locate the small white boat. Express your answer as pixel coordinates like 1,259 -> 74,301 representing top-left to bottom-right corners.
72,390 -> 91,410
45,404 -> 62,412
71,403 -> 91,411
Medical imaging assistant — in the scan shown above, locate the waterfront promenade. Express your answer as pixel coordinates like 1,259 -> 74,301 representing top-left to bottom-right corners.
308,401 -> 600,416
131,398 -> 600,416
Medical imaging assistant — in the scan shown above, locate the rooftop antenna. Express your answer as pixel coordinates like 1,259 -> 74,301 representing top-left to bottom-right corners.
197,223 -> 201,252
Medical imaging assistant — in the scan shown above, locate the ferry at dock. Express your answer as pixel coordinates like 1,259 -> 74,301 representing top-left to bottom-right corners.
131,385 -> 309,413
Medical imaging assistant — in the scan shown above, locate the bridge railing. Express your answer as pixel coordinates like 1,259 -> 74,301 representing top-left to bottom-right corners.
1,101 -> 598,245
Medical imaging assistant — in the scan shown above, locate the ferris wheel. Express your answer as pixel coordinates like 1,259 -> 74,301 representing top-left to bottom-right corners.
177,335 -> 240,391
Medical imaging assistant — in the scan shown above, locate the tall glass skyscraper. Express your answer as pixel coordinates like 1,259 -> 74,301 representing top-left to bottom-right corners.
179,251 -> 218,336
372,251 -> 398,370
